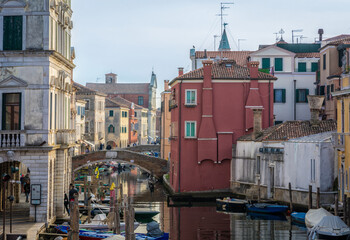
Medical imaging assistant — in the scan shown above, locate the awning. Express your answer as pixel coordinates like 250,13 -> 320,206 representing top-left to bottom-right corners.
83,140 -> 95,150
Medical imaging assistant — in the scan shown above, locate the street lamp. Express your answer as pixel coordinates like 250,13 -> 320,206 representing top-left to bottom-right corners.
292,29 -> 303,43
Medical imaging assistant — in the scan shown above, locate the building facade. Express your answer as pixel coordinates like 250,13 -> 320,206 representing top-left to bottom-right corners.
160,80 -> 171,159
169,60 -> 276,193
75,99 -> 86,154
0,0 -> 75,222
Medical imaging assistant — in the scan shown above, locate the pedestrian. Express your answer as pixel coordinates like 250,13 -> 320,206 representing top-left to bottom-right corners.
20,174 -> 25,193
24,179 -> 30,203
64,193 -> 70,215
69,184 -> 78,202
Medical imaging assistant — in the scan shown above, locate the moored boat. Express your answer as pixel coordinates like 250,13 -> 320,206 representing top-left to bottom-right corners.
291,212 -> 306,225
246,203 -> 288,214
305,208 -> 333,229
216,198 -> 247,212
308,215 -> 350,240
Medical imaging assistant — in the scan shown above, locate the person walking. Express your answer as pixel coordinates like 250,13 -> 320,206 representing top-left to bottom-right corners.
20,174 -> 25,193
64,193 -> 70,215
24,179 -> 30,203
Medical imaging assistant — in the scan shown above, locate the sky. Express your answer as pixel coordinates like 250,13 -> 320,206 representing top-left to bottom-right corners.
71,0 -> 350,106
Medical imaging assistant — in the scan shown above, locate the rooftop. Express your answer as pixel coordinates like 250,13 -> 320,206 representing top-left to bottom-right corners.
74,82 -> 107,97
238,120 -> 336,142
195,51 -> 252,66
105,98 -> 129,108
287,131 -> 335,143
86,82 -> 150,95
109,96 -> 145,110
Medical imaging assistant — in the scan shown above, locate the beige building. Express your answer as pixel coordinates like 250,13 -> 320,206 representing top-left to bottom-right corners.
74,83 -> 106,150
0,0 -> 75,222
105,98 -> 129,149
161,80 -> 171,159
75,99 -> 86,154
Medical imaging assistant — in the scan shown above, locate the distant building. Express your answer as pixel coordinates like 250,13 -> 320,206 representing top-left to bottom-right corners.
86,72 -> 157,143
169,60 -> 276,193
75,99 -> 86,154
161,80 -> 171,159
250,41 -> 320,123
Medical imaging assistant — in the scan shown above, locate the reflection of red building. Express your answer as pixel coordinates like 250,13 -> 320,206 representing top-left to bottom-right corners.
129,103 -> 138,145
169,206 -> 230,240
169,60 -> 276,192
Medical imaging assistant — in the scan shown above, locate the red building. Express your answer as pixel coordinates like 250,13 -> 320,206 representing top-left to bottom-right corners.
129,103 -> 138,145
169,60 -> 276,193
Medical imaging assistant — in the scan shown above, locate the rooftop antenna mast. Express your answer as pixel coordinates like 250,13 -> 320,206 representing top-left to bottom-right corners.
273,32 -> 279,42
217,2 -> 234,37
214,35 -> 220,50
279,28 -> 285,41
292,29 -> 303,43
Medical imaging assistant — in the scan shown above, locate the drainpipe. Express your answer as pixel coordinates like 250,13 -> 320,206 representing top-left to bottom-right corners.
178,80 -> 183,193
294,79 -> 297,120
269,80 -> 271,126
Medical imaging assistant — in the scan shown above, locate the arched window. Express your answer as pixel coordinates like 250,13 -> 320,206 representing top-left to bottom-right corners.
108,125 -> 115,133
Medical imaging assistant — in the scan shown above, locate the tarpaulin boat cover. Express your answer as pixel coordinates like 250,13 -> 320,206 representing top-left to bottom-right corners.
305,208 -> 333,229
308,216 -> 350,240
147,221 -> 163,237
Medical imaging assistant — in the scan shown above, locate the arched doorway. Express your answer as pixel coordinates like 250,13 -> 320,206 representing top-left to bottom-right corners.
106,140 -> 117,150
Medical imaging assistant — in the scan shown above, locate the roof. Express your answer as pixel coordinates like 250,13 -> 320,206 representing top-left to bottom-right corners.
195,51 -> 252,66
276,43 -> 321,53
74,82 -> 107,97
86,83 -> 150,95
105,98 -> 129,109
109,96 -> 145,110
324,34 -> 350,42
295,52 -> 320,58
218,29 -> 231,51
172,60 -> 277,82
321,35 -> 350,50
238,120 -> 336,142
287,131 -> 335,143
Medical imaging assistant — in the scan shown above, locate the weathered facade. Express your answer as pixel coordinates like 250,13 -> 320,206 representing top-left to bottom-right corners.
75,99 -> 86,154
0,0 -> 75,222
160,80 -> 171,159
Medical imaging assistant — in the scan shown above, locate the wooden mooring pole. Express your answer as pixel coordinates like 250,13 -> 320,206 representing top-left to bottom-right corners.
87,179 -> 91,223
257,178 -> 261,203
69,194 -> 79,240
288,182 -> 293,212
308,185 -> 312,210
347,197 -> 350,226
344,196 -> 347,223
335,193 -> 339,216
316,187 -> 320,209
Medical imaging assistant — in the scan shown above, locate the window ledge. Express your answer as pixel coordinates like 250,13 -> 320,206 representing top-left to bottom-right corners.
184,104 -> 197,107
184,137 -> 197,139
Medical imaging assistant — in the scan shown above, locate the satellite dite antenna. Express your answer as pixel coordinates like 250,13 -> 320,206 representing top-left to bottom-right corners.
217,2 -> 234,37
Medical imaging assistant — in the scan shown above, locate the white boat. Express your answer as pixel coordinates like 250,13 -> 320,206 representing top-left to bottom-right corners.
79,214 -> 140,231
308,215 -> 350,240
305,208 -> 333,229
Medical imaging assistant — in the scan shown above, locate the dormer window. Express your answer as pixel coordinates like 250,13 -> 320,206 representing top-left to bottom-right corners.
225,63 -> 232,68
185,89 -> 197,106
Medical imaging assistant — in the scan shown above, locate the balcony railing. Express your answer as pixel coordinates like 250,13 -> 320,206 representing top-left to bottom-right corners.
0,131 -> 26,148
56,129 -> 76,145
332,133 -> 350,150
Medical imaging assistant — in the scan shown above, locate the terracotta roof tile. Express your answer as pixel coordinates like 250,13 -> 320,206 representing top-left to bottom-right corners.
105,98 -> 129,108
238,120 -> 336,142
74,82 -> 107,97
324,34 -> 350,42
295,52 -> 320,58
86,83 -> 150,95
195,51 -> 252,66
109,96 -> 145,110
173,60 -> 277,81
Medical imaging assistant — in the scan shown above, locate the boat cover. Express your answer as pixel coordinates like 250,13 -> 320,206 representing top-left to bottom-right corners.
308,216 -> 350,240
305,208 -> 333,229
147,221 -> 163,237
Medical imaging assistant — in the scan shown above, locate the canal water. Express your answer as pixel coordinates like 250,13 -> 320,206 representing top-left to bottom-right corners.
101,168 -> 308,240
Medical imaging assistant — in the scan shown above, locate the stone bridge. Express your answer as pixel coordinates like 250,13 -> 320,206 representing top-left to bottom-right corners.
72,149 -> 168,179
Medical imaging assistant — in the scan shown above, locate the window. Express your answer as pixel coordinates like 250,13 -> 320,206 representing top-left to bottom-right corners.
298,62 -> 307,72
323,54 -> 326,70
185,121 -> 196,138
2,93 -> 21,130
85,121 -> 89,133
138,96 -> 144,106
77,106 -> 81,115
122,111 -> 128,118
273,89 -> 286,103
296,89 -> 309,103
319,85 -> 325,96
311,62 -> 318,72
311,159 -> 316,182
109,110 -> 114,117
85,99 -> 90,110
134,112 -> 137,117
185,90 -> 197,105
262,58 -> 270,69
256,156 -> 261,174
108,125 -> 115,133
81,107 -> 85,116
274,58 -> 283,71
3,16 -> 22,50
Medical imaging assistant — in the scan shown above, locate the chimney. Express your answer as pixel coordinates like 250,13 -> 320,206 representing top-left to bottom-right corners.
130,103 -> 135,118
307,95 -> 325,124
204,49 -> 207,58
202,59 -> 213,89
252,109 -> 263,140
248,61 -> 260,79
318,29 -> 324,42
164,80 -> 169,91
105,73 -> 117,84
178,67 -> 184,77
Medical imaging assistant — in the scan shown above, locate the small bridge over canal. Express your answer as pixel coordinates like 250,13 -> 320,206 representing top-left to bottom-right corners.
72,146 -> 168,179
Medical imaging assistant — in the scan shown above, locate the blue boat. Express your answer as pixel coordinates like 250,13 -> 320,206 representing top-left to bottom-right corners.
246,203 -> 288,214
291,212 -> 306,225
247,212 -> 287,221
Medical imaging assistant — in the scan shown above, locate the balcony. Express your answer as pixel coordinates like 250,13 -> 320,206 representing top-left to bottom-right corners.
0,131 -> 26,148
332,133 -> 350,150
56,129 -> 76,145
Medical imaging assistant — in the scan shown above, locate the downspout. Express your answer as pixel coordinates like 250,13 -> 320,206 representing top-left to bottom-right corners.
178,80 -> 183,193
269,79 -> 271,126
294,79 -> 297,120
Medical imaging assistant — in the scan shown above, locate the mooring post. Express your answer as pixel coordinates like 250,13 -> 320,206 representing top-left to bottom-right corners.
308,185 -> 312,210
347,197 -> 350,226
316,187 -> 320,208
289,182 -> 293,212
335,193 -> 339,216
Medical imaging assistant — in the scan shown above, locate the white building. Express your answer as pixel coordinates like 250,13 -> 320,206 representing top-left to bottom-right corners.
250,42 -> 320,123
75,99 -> 86,154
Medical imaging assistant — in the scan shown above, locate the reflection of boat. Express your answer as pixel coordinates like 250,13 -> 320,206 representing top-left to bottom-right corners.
246,203 -> 288,214
305,208 -> 333,229
308,216 -> 350,240
216,198 -> 247,212
291,212 -> 306,225
247,212 -> 287,221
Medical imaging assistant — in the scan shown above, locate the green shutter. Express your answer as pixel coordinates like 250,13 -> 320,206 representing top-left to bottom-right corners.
186,122 -> 190,136
186,91 -> 190,104
191,91 -> 195,103
298,62 -> 307,72
282,89 -> 286,103
311,62 -> 318,72
191,122 -> 195,137
273,89 -> 277,102
275,58 -> 283,71
3,16 -> 22,50
262,58 -> 270,69
306,89 -> 309,102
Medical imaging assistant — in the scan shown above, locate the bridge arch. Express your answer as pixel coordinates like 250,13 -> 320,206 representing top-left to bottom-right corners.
72,150 -> 168,179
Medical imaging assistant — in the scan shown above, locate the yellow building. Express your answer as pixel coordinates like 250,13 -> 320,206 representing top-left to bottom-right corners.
160,80 -> 171,159
332,44 -> 350,200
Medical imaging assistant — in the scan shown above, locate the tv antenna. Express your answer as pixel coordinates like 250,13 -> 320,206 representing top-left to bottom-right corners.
292,29 -> 303,43
279,28 -> 285,40
273,32 -> 279,42
217,2 -> 234,38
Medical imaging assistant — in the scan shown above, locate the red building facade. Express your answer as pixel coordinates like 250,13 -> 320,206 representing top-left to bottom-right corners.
169,60 -> 276,192
129,103 -> 138,145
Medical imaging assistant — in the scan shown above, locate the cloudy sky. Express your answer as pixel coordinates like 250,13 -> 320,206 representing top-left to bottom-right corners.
72,0 -> 350,105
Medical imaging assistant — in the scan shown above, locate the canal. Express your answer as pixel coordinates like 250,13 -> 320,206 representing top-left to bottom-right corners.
100,168 -> 308,240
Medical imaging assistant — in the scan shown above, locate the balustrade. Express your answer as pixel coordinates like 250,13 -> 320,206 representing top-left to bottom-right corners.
0,131 -> 26,148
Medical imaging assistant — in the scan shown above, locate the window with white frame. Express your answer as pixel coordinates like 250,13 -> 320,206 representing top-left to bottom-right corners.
185,121 -> 196,138
185,90 -> 197,105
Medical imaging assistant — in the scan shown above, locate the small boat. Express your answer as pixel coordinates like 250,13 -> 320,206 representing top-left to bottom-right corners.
291,212 -> 306,225
246,203 -> 288,214
247,212 -> 287,221
308,216 -> 350,240
305,208 -> 333,229
216,198 -> 247,212
78,214 -> 140,231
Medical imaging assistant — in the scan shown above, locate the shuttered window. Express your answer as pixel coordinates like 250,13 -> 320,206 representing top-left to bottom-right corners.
262,58 -> 270,69
273,89 -> 286,103
296,89 -> 309,103
3,16 -> 22,50
185,121 -> 196,138
311,62 -> 318,72
109,110 -> 114,117
274,58 -> 283,71
298,62 -> 307,72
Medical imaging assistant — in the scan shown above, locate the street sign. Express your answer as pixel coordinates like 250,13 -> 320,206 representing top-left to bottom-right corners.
31,184 -> 41,205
